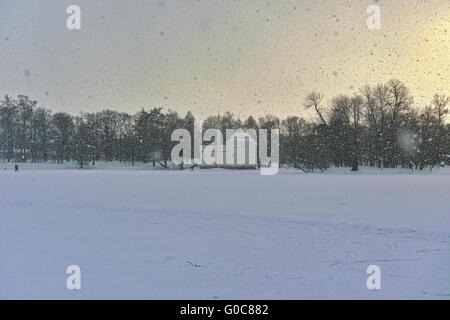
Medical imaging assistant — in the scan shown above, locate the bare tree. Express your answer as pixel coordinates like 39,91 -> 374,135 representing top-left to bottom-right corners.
304,91 -> 327,125
431,94 -> 449,164
16,95 -> 37,162
52,112 -> 74,164
350,95 -> 364,170
432,94 -> 449,124
0,95 -> 18,161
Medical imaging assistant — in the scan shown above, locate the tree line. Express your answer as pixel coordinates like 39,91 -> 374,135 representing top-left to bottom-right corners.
0,79 -> 449,170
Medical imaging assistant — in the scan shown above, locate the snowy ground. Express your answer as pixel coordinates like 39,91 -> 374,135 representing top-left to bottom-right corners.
0,168 -> 449,299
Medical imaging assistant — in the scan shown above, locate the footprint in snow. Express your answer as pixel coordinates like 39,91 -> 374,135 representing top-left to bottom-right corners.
186,261 -> 202,267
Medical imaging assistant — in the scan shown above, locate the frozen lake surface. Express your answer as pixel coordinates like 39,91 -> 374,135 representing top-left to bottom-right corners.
1,169 -> 449,299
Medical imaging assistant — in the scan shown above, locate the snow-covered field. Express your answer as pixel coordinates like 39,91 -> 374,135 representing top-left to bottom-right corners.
0,168 -> 449,299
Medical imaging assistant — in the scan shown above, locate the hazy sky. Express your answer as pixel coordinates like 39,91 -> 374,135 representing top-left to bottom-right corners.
0,0 -> 449,120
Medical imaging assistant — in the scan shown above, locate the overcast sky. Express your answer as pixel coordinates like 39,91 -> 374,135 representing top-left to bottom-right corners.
0,0 -> 449,120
